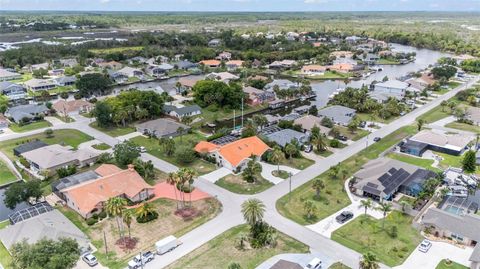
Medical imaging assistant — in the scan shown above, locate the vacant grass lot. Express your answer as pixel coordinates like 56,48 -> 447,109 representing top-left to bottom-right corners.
216,173 -> 273,194
9,120 -> 52,133
278,156 -> 314,170
166,224 -> 309,269
0,129 -> 93,160
436,259 -> 469,269
0,160 -> 16,186
331,211 -> 421,267
89,122 -> 136,137
277,125 -> 417,225
336,126 -> 371,141
386,153 -> 442,173
130,133 -> 216,175
445,122 -> 480,133
60,198 -> 221,269
416,105 -> 452,124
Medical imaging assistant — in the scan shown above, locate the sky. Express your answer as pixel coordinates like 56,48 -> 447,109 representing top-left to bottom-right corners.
0,0 -> 479,12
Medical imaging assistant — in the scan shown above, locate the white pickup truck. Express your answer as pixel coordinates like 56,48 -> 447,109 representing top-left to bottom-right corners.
127,251 -> 155,269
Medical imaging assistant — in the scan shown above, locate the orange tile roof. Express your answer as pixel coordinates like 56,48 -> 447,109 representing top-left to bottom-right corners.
94,164 -> 122,177
194,141 -> 219,153
226,60 -> 244,66
64,164 -> 153,215
199,60 -> 221,66
301,65 -> 327,72
221,136 -> 271,167
330,63 -> 354,71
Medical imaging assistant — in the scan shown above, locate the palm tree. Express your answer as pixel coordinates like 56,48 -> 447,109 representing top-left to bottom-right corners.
105,197 -> 128,241
241,199 -> 265,226
122,209 -> 134,239
376,202 -> 392,229
399,200 -> 410,214
181,168 -> 197,207
284,143 -> 297,159
270,146 -> 284,173
359,198 -> 373,216
135,202 -> 157,220
311,133 -> 327,152
416,119 -> 425,131
312,179 -> 325,200
359,252 -> 380,269
303,200 -> 317,220
166,172 -> 180,210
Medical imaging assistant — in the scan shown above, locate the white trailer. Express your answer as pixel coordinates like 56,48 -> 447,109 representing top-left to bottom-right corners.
155,235 -> 179,255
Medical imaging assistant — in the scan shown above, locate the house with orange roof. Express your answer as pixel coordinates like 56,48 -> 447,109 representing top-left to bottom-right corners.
60,164 -> 154,218
194,136 -> 270,171
328,63 -> 355,74
199,60 -> 221,68
226,60 -> 245,70
301,65 -> 327,76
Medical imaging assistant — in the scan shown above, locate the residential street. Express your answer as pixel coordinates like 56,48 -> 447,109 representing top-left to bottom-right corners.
0,76 -> 477,269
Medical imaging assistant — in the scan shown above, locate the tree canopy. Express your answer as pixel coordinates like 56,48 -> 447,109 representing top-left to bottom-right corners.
192,80 -> 245,109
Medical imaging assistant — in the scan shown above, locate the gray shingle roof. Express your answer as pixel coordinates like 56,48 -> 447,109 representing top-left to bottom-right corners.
6,104 -> 49,122
422,207 -> 480,242
318,105 -> 356,125
266,128 -> 308,147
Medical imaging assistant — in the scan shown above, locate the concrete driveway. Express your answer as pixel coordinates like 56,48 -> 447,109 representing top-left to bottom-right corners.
256,252 -> 334,269
260,162 -> 300,184
394,241 -> 473,269
198,167 -> 232,183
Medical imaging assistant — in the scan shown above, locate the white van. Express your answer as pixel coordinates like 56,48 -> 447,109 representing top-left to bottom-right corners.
304,257 -> 322,269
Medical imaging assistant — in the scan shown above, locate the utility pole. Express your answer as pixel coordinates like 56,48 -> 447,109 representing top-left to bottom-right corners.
103,231 -> 108,254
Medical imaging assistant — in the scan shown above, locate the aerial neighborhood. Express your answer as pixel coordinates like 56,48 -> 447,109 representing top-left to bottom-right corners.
0,6 -> 480,269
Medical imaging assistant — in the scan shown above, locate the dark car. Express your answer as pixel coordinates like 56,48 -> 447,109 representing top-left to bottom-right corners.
337,135 -> 348,141
304,144 -> 313,153
335,211 -> 354,224
373,137 -> 381,142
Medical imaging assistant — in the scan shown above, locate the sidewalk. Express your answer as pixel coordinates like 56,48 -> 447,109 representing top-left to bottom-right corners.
260,162 -> 300,185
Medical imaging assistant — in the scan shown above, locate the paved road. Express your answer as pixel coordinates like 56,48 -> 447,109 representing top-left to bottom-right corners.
0,77 -> 477,269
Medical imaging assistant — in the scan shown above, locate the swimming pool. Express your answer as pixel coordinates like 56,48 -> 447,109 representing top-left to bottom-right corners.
444,205 -> 465,215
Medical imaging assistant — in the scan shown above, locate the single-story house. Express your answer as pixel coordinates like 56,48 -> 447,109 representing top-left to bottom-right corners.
98,60 -> 122,70
21,144 -> 100,176
53,75 -> 76,86
163,104 -> 202,119
206,72 -> 239,83
301,65 -> 326,76
265,79 -> 298,91
107,69 -> 128,83
177,77 -> 201,92
199,60 -> 221,68
266,128 -> 309,147
60,164 -> 154,218
401,130 -> 474,156
174,60 -> 197,70
371,79 -> 409,102
117,66 -> 144,78
195,136 -> 270,171
466,107 -> 480,126
0,81 -> 27,100
0,209 -> 90,253
330,51 -> 354,59
267,60 -> 297,69
353,157 -> 437,201
225,60 -> 244,70
48,69 -> 65,76
29,62 -> 49,71
243,86 -> 275,106
0,69 -> 21,81
216,51 -> 232,61
13,140 -> 48,156
5,104 -> 49,123
59,58 -> 78,68
421,207 -> 480,269
317,105 -> 356,126
135,118 -> 190,138
53,100 -> 94,116
363,53 -> 380,65
24,78 -> 57,91
208,39 -> 221,47
327,63 -> 356,73
293,115 -> 331,135
146,63 -> 174,77
52,170 -> 101,199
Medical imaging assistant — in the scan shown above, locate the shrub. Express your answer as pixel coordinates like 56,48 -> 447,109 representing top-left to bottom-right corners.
175,146 -> 196,164
136,212 -> 158,223
86,218 -> 97,226
98,211 -> 107,220
19,157 -> 30,168
329,139 -> 340,148
390,225 -> 398,238
91,214 -> 99,220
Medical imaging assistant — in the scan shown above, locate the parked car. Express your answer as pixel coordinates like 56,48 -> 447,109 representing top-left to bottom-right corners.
418,239 -> 432,253
337,135 -> 348,141
304,257 -> 322,269
304,144 -> 313,153
128,251 -> 155,269
359,121 -> 366,128
335,211 -> 354,224
82,253 -> 98,267
139,146 -> 147,153
373,137 -> 381,142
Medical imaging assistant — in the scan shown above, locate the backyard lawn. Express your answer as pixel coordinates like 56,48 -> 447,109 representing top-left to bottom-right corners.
386,153 -> 442,173
89,122 -> 136,137
216,173 -> 273,194
445,122 -> 480,133
0,160 -> 17,186
277,125 -> 417,225
436,259 -> 469,269
130,133 -> 217,175
9,120 -> 52,133
60,197 -> 221,269
0,129 -> 93,160
437,152 -> 464,170
331,211 -> 422,267
165,224 -> 309,269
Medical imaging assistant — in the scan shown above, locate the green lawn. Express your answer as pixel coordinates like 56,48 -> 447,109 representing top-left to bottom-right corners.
165,225 -> 308,269
0,160 -> 16,186
89,122 -> 136,137
89,46 -> 144,55
277,125 -> 417,225
10,73 -> 32,83
130,133 -> 217,175
329,263 -> 352,269
436,259 -> 469,269
386,153 -> 442,173
9,120 -> 52,133
91,143 -> 111,150
0,241 -> 12,269
331,211 -> 422,267
197,104 -> 268,126
278,156 -> 314,170
0,129 -> 93,160
356,112 -> 396,124
336,126 -> 371,141
0,221 -> 9,230
437,152 -> 464,170
445,122 -> 480,133
216,173 -> 273,194
54,115 -> 75,123
284,70 -> 352,80
272,170 -> 291,179
416,105 -> 452,124
377,58 -> 401,65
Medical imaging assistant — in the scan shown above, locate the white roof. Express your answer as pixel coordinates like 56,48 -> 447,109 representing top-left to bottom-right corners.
410,130 -> 474,151
376,79 -> 409,90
